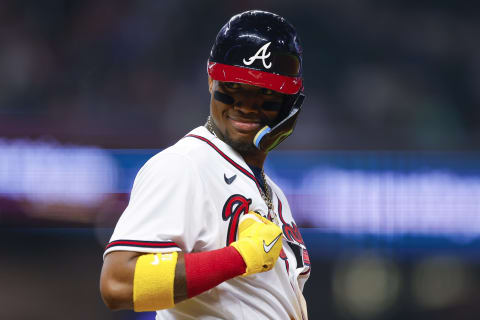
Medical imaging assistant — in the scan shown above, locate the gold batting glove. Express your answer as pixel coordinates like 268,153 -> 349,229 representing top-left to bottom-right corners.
230,212 -> 283,276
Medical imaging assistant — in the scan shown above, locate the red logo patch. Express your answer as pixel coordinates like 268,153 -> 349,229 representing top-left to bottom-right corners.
302,249 -> 310,266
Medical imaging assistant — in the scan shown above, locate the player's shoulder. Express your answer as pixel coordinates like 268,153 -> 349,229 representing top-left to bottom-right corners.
168,126 -> 214,156
142,126 -> 214,172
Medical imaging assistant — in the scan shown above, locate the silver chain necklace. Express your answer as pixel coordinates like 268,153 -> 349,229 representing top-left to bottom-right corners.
205,116 -> 277,223
206,115 -> 217,138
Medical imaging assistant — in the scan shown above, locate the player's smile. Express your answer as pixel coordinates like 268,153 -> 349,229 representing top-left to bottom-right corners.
227,115 -> 262,133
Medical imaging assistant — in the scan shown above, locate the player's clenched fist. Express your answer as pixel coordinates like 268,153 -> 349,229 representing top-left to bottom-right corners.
230,212 -> 283,276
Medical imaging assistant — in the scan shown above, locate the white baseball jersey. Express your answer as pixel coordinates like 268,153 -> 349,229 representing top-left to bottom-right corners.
105,126 -> 311,320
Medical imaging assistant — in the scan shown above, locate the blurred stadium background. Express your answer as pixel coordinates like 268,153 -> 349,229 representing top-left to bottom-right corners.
1,1 -> 479,319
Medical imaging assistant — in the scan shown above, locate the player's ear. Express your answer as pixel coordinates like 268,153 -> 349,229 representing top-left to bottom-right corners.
208,76 -> 213,94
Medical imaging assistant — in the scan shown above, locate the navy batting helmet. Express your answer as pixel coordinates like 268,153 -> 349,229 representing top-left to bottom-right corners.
208,10 -> 305,152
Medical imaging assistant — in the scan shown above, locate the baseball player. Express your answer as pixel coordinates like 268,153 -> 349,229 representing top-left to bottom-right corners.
100,10 -> 310,320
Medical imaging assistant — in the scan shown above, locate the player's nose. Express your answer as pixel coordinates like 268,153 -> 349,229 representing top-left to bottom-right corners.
233,93 -> 263,113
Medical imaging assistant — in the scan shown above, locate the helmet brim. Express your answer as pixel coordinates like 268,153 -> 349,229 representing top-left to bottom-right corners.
207,61 -> 302,95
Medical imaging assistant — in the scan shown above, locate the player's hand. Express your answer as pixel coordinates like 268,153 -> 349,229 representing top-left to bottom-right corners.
230,212 -> 283,276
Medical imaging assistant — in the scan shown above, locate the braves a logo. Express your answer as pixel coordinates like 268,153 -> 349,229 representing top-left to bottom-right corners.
243,42 -> 272,69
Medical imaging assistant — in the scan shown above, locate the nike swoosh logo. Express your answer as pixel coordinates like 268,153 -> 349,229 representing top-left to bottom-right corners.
224,173 -> 237,185
263,234 -> 282,253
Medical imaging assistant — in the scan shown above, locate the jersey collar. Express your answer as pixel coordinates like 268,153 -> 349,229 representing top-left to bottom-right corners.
185,126 -> 264,195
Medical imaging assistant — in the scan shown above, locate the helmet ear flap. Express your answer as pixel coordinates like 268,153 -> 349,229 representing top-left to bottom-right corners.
275,94 -> 297,125
254,93 -> 305,152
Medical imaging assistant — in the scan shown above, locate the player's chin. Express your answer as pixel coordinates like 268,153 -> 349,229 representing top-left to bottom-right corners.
224,131 -> 258,152
230,127 -> 258,141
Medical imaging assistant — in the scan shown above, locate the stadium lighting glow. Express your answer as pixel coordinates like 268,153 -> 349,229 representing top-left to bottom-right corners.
0,138 -> 118,206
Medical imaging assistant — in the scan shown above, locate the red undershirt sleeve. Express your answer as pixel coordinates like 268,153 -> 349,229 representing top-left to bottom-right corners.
184,246 -> 247,298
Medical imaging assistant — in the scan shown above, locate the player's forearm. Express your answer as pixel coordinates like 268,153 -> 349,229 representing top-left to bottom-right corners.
100,249 -> 244,311
173,253 -> 188,304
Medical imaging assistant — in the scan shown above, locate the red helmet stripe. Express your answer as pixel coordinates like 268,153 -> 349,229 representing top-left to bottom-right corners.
207,62 -> 302,95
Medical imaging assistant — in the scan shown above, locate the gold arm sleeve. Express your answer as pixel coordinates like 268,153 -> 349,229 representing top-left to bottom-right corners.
133,252 -> 178,311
